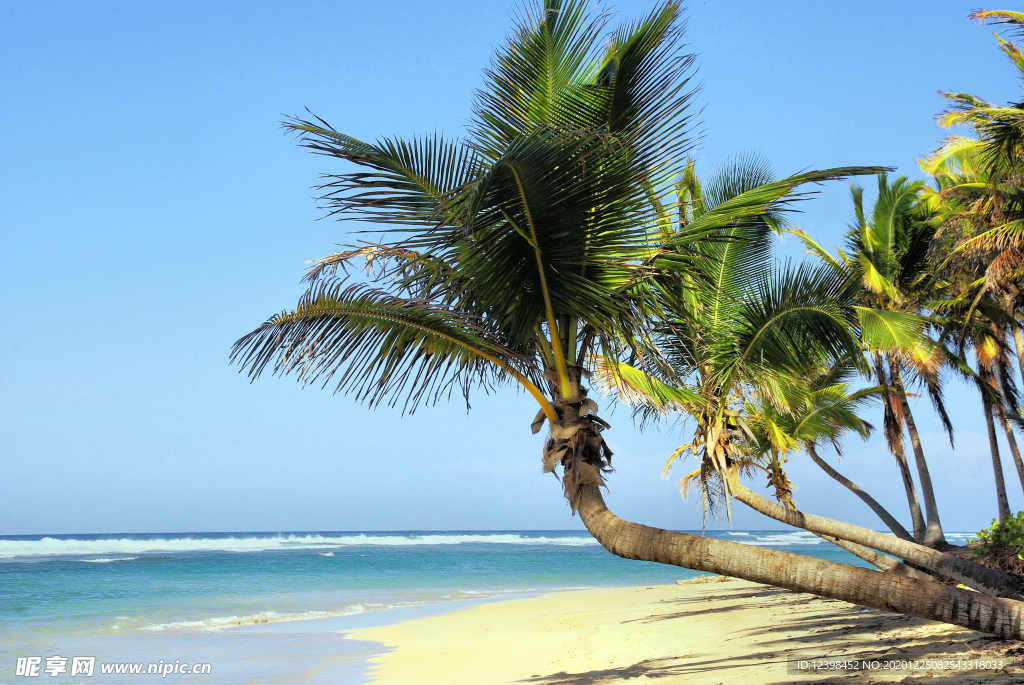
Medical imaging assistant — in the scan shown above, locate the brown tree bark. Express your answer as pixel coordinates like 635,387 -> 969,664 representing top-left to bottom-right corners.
986,395 -> 1013,521
577,484 -> 1024,638
806,443 -> 913,542
999,409 -> 1024,496
725,476 -> 1024,601
889,360 -> 946,547
812,534 -> 893,570
813,534 -> 936,582
874,354 -> 925,541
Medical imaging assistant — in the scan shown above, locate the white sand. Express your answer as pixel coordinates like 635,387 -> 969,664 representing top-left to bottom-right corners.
351,579 -> 1024,684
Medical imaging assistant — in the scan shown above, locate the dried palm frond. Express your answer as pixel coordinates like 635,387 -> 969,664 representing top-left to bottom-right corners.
304,243 -> 424,283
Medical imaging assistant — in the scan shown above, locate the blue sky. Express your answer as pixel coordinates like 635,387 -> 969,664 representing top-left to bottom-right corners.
1,0 -> 1020,534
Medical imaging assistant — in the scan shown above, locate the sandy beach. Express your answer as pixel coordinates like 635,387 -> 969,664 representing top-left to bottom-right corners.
352,578 -> 1024,684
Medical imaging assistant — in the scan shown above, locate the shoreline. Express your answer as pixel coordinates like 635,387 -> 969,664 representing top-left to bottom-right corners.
349,578 -> 1024,684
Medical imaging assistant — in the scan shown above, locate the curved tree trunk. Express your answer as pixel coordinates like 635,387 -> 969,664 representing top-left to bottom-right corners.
999,409 -> 1024,496
577,484 -> 1024,638
775,466 -> 909,574
875,354 -> 926,541
806,443 -> 913,541
985,395 -> 1013,521
889,361 -> 946,547
725,476 -> 1024,601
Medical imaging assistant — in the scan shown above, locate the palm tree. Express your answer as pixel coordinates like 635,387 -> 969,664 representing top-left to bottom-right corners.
234,0 -> 1024,636
787,175 -> 950,546
742,365 -> 914,542
598,354 -> 919,569
923,120 -> 1024,508
936,9 -> 1024,293
590,155 -> 1024,595
723,370 -> 926,573
931,290 -> 1023,516
597,157 -> 925,527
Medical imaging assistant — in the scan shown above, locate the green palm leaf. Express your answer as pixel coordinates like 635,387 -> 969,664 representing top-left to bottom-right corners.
231,283 -> 545,414
282,121 -> 480,227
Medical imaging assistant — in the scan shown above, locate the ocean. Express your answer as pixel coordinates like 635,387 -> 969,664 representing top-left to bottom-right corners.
0,530 -> 975,683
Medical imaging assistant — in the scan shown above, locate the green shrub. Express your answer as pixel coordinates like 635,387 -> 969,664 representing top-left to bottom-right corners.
972,512 -> 1024,559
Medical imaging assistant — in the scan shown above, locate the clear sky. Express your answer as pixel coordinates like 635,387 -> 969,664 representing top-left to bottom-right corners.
2,0 -> 1021,535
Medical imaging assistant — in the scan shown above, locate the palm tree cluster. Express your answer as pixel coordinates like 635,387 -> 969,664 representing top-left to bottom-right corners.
234,2 -> 1024,637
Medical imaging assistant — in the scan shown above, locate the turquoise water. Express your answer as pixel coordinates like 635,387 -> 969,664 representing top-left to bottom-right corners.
0,530 -> 974,683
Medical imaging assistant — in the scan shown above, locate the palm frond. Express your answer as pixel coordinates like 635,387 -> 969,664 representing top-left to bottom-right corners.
232,283 -> 541,414
589,355 -> 702,418
855,307 -> 935,364
283,121 -> 480,228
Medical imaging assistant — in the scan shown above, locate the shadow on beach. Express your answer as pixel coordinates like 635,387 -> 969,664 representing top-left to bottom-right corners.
518,583 -> 1024,684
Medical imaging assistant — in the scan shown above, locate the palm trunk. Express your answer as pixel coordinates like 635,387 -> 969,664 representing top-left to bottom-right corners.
889,361 -> 945,546
806,443 -> 913,541
577,484 -> 1024,638
726,476 -> 1024,601
781,465 -> 914,574
875,355 -> 926,541
1011,320 -> 1024,388
813,533 -> 922,578
816,533 -> 893,568
985,395 -> 1013,521
999,409 -> 1024,495
895,445 -> 926,542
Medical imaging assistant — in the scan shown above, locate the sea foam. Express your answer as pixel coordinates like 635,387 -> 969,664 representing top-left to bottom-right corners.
140,605 -> 369,632
0,533 -> 599,559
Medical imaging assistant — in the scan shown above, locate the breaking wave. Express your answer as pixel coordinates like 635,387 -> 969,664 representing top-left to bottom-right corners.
140,605 -> 370,632
0,533 -> 599,559
1,529 -> 971,559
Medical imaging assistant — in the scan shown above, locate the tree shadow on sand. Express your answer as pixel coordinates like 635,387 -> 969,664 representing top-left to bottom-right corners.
518,653 -> 1023,684
518,586 -> 1024,683
515,657 -> 688,683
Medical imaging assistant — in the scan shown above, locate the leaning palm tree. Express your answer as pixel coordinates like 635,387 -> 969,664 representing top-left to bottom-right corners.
590,156 -> 1023,596
716,368 -> 923,573
741,365 -> 914,542
234,0 -> 1024,636
597,337 -> 1024,596
787,175 -> 950,547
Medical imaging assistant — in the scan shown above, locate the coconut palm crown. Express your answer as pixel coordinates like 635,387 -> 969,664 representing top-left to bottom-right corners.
232,0 -> 882,509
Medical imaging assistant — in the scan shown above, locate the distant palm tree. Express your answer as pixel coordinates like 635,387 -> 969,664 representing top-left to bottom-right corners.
234,0 -> 1024,635
594,157 -> 922,526
923,9 -> 1024,511
929,9 -> 1024,309
787,175 -> 949,546
741,366 -> 913,541
739,369 -> 920,570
